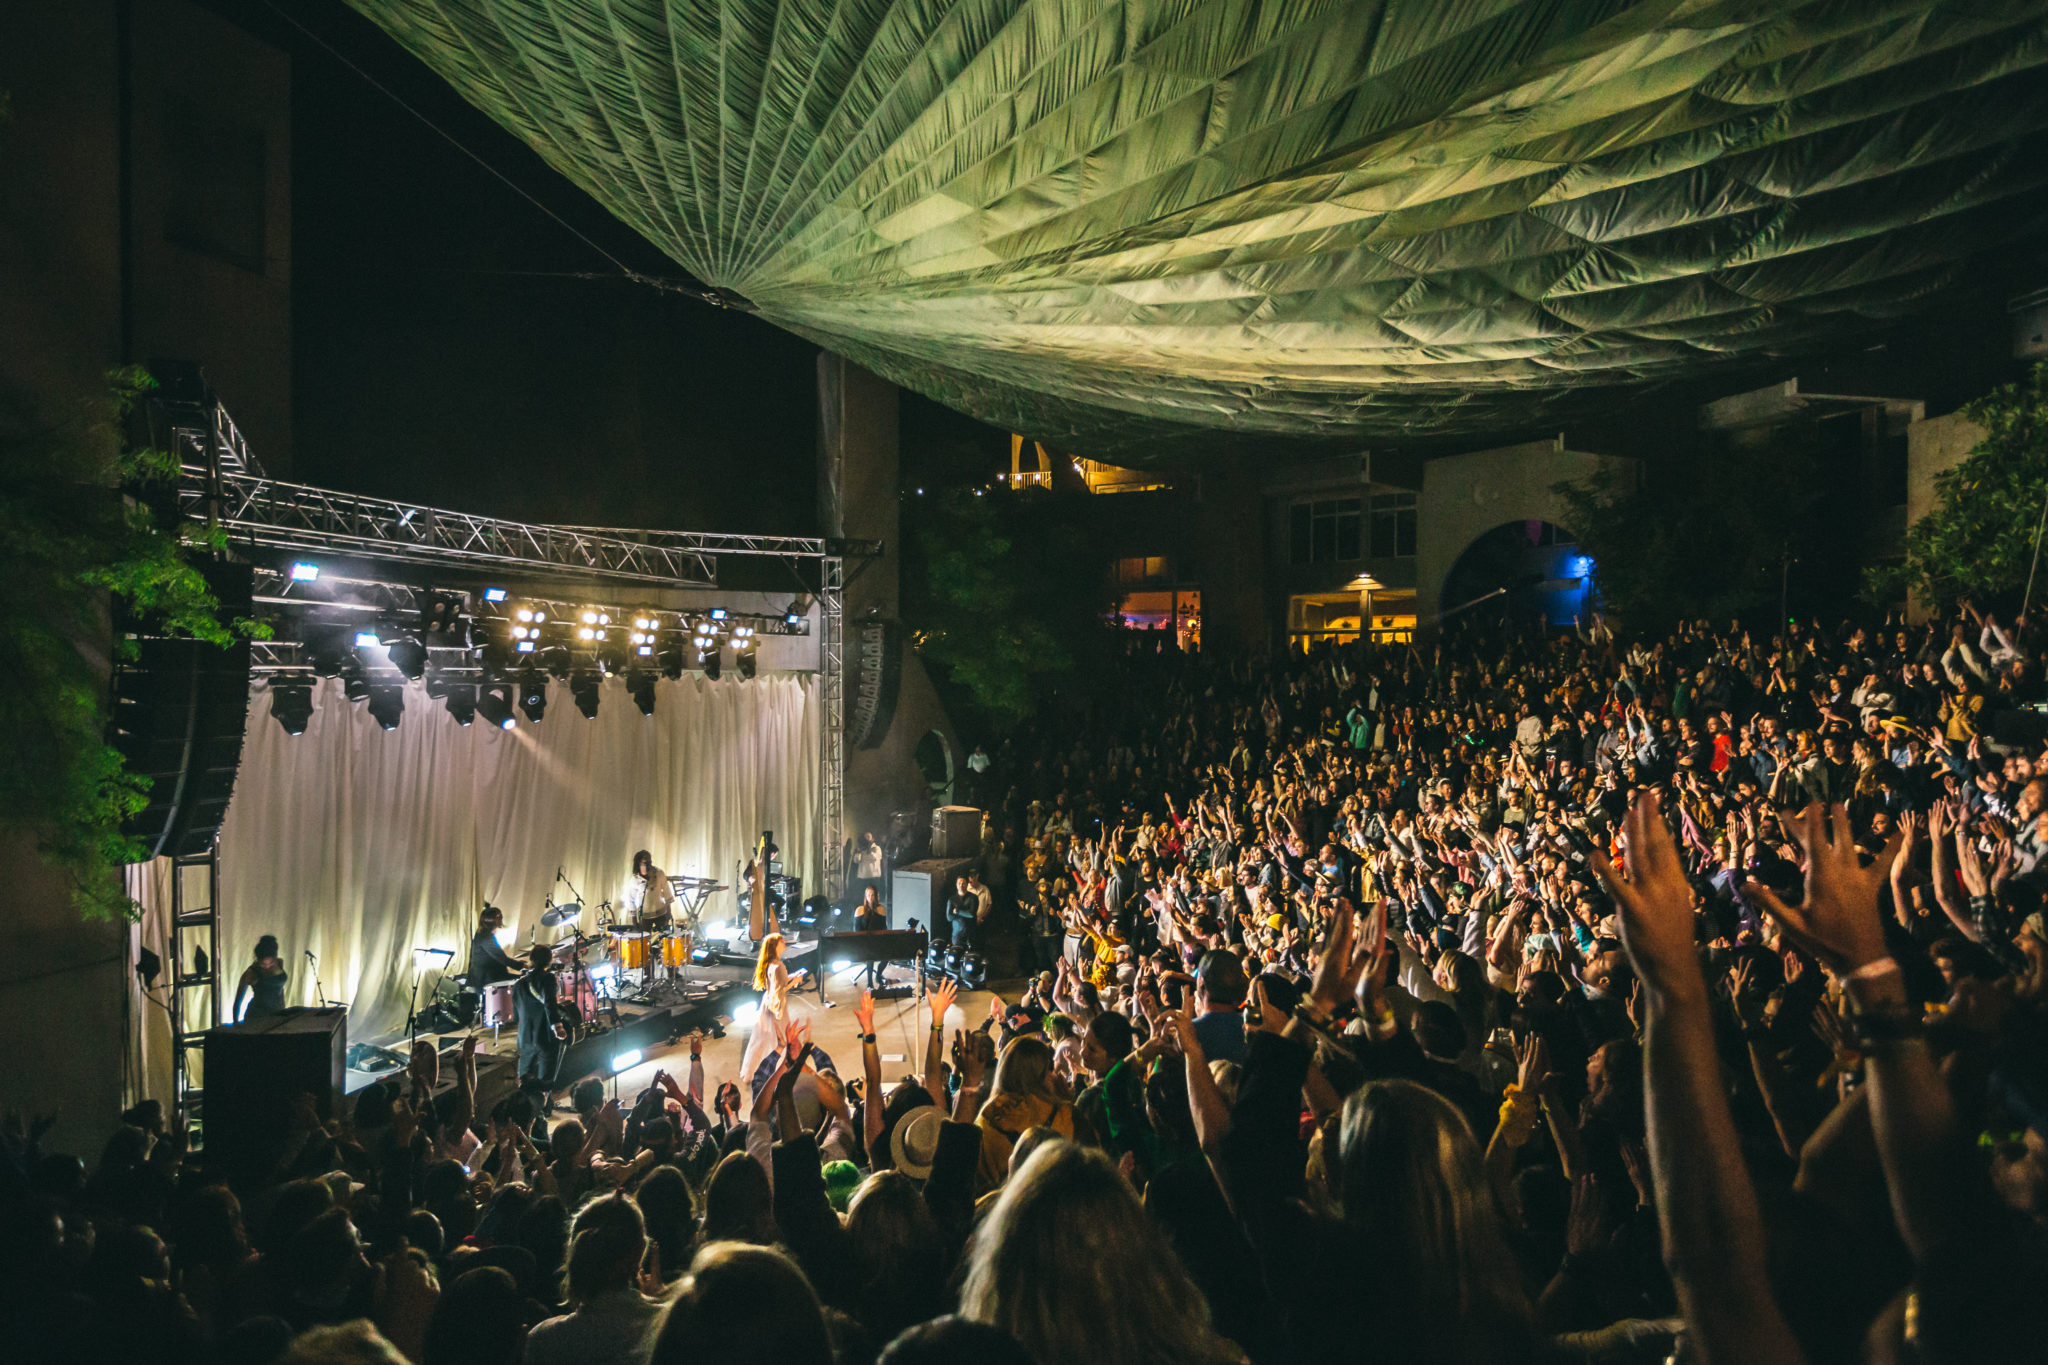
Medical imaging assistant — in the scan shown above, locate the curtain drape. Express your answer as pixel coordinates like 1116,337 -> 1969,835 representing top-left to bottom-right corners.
200,670 -> 817,1043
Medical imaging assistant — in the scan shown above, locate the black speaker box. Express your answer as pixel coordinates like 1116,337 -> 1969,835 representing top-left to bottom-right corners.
202,1007 -> 348,1177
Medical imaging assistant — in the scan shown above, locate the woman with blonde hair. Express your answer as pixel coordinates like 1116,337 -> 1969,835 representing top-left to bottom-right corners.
961,1141 -> 1238,1365
736,932 -> 807,1093
972,1035 -> 1074,1193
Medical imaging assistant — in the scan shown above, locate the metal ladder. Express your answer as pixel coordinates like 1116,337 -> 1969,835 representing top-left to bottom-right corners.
168,842 -> 222,1143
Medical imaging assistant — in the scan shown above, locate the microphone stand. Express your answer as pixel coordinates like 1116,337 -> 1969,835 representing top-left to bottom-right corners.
307,950 -> 329,1008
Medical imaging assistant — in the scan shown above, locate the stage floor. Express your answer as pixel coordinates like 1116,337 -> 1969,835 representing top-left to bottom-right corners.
379,960 -> 1015,1118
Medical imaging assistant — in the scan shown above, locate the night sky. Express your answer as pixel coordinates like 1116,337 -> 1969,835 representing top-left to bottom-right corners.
213,0 -> 1009,539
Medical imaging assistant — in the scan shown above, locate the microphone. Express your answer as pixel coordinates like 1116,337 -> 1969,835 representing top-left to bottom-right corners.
415,947 -> 454,958
304,949 -> 317,963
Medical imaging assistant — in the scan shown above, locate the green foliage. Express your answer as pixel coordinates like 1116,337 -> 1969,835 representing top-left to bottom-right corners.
903,487 -> 1113,731
0,367 -> 256,920
1869,362 -> 2048,607
1554,422 -> 1862,630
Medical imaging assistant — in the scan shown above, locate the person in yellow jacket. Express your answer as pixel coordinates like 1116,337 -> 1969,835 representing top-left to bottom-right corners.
974,1034 -> 1074,1195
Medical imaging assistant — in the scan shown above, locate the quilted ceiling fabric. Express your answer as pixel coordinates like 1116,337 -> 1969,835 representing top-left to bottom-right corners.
348,0 -> 2048,459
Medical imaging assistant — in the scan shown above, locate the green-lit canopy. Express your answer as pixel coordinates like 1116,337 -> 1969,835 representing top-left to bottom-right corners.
350,0 -> 2048,456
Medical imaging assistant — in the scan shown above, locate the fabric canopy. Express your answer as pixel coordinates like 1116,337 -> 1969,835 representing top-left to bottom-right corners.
187,670 -> 816,1042
347,0 -> 2048,458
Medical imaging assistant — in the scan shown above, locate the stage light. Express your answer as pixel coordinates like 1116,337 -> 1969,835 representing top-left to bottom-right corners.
961,952 -> 989,990
269,679 -> 314,735
367,683 -> 405,731
354,630 -> 382,648
477,684 -> 515,730
516,640 -> 535,653
483,586 -> 507,602
518,675 -> 547,723
636,645 -> 653,657
709,607 -> 728,621
570,670 -> 601,720
630,671 -> 656,716
703,649 -> 722,681
736,651 -> 757,680
581,610 -> 598,625
830,958 -> 852,973
588,961 -> 616,982
290,561 -> 320,582
658,641 -> 686,680
610,1048 -> 643,1073
444,685 -> 476,727
305,634 -> 350,678
516,608 -> 534,622
513,625 -> 529,639
387,637 -> 428,680
597,612 -> 610,626
342,662 -> 371,704
785,612 -> 801,626
731,1001 -> 759,1027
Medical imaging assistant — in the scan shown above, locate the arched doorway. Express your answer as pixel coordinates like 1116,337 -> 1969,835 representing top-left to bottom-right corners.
914,729 -> 954,807
1440,520 -> 1593,630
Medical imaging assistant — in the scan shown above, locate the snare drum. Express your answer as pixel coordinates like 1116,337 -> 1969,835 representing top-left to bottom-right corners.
481,981 -> 516,1028
661,932 -> 691,968
614,930 -> 649,970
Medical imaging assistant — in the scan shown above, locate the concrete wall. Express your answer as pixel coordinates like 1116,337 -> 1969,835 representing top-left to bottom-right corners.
0,0 -> 290,1158
1417,437 -> 1628,622
1906,410 -> 1986,528
818,354 -> 959,860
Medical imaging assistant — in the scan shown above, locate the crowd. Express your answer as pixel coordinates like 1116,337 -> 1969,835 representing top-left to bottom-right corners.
6,603 -> 2046,1365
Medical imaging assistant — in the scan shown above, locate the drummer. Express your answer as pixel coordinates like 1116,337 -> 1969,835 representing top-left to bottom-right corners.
468,905 -> 522,985
628,849 -> 676,928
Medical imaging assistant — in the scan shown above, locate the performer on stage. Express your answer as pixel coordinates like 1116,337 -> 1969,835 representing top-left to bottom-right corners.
853,883 -> 888,987
468,905 -> 522,985
232,935 -> 288,1024
515,944 -> 568,1108
628,848 -> 676,928
737,932 -> 810,1094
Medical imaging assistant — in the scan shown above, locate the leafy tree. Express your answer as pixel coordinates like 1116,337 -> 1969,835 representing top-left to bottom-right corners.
1,368 -> 256,920
1554,420 -> 1862,630
1869,362 -> 2048,608
902,486 -> 1113,731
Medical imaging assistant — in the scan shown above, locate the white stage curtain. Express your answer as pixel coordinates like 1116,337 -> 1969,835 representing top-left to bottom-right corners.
214,671 -> 818,1042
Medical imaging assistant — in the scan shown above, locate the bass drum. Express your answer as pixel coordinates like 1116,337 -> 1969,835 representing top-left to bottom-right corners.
615,931 -> 650,970
557,968 -> 596,1023
480,981 -> 516,1029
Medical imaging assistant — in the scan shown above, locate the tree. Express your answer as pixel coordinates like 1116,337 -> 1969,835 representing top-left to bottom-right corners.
902,486 -> 1113,731
1555,420 -> 1862,630
0,368 -> 256,920
1869,362 -> 2048,608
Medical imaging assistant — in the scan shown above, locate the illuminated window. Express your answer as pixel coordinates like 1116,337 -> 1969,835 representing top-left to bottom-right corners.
1113,556 -> 1170,585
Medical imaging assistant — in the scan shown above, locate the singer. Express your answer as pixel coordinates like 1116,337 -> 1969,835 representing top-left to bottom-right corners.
232,934 -> 289,1024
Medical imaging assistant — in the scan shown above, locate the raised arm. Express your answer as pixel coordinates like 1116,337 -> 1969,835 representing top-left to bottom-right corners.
856,991 -> 884,1153
924,977 -> 957,1107
1593,792 -> 1807,1365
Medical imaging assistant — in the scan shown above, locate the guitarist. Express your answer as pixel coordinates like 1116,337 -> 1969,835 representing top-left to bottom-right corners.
515,945 -> 569,1110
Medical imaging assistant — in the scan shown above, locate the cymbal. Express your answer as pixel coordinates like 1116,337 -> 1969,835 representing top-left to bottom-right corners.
540,901 -> 583,928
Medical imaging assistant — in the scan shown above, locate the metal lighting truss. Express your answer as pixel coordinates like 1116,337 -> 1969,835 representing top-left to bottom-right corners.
160,391 -> 870,906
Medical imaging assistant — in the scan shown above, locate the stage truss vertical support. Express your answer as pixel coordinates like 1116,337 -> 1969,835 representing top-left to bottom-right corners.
820,551 -> 846,901
169,842 -> 222,1138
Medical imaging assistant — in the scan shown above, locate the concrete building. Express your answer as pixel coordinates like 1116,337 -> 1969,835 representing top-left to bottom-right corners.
0,0 -> 291,1157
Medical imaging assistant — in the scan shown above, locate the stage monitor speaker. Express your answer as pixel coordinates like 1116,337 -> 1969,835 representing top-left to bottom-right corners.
202,1007 -> 348,1177
112,560 -> 255,859
931,805 -> 981,858
892,857 -> 974,928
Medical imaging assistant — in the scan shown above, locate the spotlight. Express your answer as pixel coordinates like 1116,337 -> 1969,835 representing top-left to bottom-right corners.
961,952 -> 989,990
736,650 -> 756,680
341,662 -> 371,704
570,670 -> 601,720
731,1001 -> 759,1027
477,684 -> 515,730
657,641 -> 686,680
444,684 -> 476,727
581,610 -> 598,625
516,608 -> 535,622
630,671 -> 656,716
516,640 -> 536,653
588,961 -> 617,983
367,682 -> 405,731
304,634 -> 349,678
703,649 -> 722,682
610,1048 -> 643,1073
518,674 -> 547,723
482,586 -> 507,602
269,679 -> 314,735
709,607 -> 728,621
354,630 -> 382,648
785,612 -> 801,626
830,958 -> 852,973
289,561 -> 320,582
387,637 -> 428,680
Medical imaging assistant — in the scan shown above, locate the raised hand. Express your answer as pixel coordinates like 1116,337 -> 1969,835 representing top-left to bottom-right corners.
930,976 -> 959,1027
1743,803 -> 1899,972
1306,898 -> 1376,1014
854,990 -> 876,1037
1513,1031 -> 1553,1093
1590,791 -> 1702,1002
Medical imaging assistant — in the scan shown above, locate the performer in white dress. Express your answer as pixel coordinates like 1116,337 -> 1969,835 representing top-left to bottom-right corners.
737,930 -> 810,1093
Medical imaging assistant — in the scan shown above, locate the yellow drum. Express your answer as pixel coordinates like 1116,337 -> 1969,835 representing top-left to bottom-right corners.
661,933 -> 691,968
615,931 -> 650,970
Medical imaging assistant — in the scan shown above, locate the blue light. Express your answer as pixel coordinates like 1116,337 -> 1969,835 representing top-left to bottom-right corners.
482,586 -> 508,602
709,607 -> 728,621
290,562 -> 320,582
354,630 -> 382,647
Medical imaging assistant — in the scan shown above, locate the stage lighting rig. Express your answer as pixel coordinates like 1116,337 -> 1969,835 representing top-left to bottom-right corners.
732,623 -> 758,680
629,670 -> 656,716
518,673 -> 548,723
477,684 -> 515,730
386,634 -> 428,681
367,682 -> 405,730
269,679 -> 315,735
342,660 -> 371,704
444,684 -> 477,727
570,669 -> 602,720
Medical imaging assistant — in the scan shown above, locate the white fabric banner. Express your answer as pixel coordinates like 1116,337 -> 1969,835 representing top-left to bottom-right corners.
210,670 -> 818,1042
